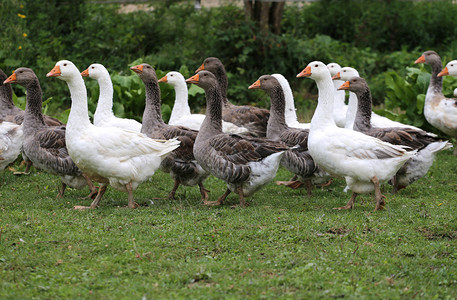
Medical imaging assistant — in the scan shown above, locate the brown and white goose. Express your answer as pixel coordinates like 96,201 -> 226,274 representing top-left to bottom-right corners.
4,68 -> 97,198
195,57 -> 270,137
338,76 -> 451,193
186,71 -> 287,207
131,64 -> 210,201
415,50 -> 457,155
249,75 -> 328,195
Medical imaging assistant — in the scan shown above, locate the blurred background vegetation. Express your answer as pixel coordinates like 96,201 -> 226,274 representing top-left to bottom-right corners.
1,0 -> 457,131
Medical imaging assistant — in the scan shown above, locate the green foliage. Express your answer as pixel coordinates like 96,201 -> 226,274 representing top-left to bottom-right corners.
2,0 -> 457,128
284,0 -> 457,52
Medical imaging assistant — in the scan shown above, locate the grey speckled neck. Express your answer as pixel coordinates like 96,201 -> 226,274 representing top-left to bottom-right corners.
353,87 -> 373,132
141,78 -> 166,135
207,65 -> 230,106
429,57 -> 443,95
266,84 -> 288,141
0,70 -> 14,111
198,84 -> 223,140
23,78 -> 46,134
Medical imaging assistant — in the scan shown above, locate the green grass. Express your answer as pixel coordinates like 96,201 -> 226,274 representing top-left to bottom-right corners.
1,151 -> 457,299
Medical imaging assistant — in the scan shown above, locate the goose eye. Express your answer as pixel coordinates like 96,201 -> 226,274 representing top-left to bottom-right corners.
63,63 -> 67,66
91,66 -> 95,69
170,74 -> 173,77
315,64 -> 318,67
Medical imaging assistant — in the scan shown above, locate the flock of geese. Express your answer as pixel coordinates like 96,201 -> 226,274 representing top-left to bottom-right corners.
1,50 -> 456,211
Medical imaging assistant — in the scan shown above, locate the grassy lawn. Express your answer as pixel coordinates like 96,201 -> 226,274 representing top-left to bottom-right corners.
1,150 -> 457,299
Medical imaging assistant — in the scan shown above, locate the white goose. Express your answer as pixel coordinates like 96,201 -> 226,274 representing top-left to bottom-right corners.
297,61 -> 415,211
271,74 -> 310,129
438,59 -> 457,96
47,60 -> 180,209
415,51 -> 457,155
81,63 -> 142,132
326,63 -> 347,127
159,71 -> 248,134
333,67 -> 423,131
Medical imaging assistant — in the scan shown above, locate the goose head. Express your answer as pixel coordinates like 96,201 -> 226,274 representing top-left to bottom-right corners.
326,63 -> 342,77
332,67 -> 360,81
186,71 -> 217,90
158,71 -> 185,85
47,60 -> 81,81
338,76 -> 369,93
415,50 -> 441,65
248,75 -> 280,92
81,63 -> 109,80
438,60 -> 457,77
3,67 -> 37,87
297,61 -> 331,81
195,57 -> 222,73
130,63 -> 157,82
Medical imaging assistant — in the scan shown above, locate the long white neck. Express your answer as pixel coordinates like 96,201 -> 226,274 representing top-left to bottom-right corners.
168,80 -> 191,124
311,74 -> 337,129
93,73 -> 115,126
66,75 -> 92,132
332,79 -> 346,111
275,75 -> 298,126
344,91 -> 358,129
279,81 -> 298,126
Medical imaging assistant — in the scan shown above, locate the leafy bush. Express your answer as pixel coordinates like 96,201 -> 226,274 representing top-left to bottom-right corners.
2,0 -> 457,128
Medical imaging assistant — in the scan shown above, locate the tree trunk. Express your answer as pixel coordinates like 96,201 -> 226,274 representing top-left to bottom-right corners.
243,0 -> 285,35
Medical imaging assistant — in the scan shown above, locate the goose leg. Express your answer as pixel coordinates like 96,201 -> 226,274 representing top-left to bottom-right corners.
126,183 -> 138,209
235,187 -> 247,207
168,180 -> 180,200
198,183 -> 209,202
372,176 -> 386,211
305,180 -> 313,196
391,175 -> 399,195
204,188 -> 230,206
82,173 -> 98,199
57,182 -> 67,198
275,180 -> 304,189
74,184 -> 107,210
333,192 -> 357,210
24,160 -> 32,173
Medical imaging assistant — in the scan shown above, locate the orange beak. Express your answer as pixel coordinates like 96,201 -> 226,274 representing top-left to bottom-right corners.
415,55 -> 425,64
158,75 -> 168,83
297,66 -> 311,78
81,68 -> 89,77
338,81 -> 350,91
248,80 -> 261,90
195,63 -> 205,73
437,67 -> 449,77
186,74 -> 199,84
3,72 -> 17,84
130,65 -> 143,74
46,65 -> 61,77
332,72 -> 341,80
